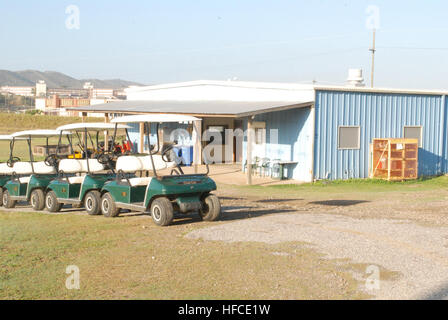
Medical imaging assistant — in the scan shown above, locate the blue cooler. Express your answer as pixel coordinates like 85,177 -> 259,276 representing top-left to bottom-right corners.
180,146 -> 193,166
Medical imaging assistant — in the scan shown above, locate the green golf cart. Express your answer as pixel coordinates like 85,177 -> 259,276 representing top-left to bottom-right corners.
99,114 -> 221,226
2,130 -> 71,210
44,123 -> 130,215
0,135 -> 25,206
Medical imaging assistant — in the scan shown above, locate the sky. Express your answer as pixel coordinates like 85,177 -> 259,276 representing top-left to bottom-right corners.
0,0 -> 447,89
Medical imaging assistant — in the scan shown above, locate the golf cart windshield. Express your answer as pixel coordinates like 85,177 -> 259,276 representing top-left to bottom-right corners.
55,123 -> 131,173
9,129 -> 72,172
111,114 -> 209,178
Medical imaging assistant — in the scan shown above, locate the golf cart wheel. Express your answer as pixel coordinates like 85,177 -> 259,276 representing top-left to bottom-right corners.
199,194 -> 221,221
45,190 -> 62,213
101,193 -> 120,218
0,188 -> 3,207
150,197 -> 174,227
30,189 -> 45,211
3,189 -> 16,209
84,191 -> 101,216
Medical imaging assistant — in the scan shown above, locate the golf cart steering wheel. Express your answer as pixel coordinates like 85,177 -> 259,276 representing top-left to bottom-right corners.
7,157 -> 20,168
161,145 -> 175,163
45,154 -> 58,167
161,145 -> 184,175
96,152 -> 112,165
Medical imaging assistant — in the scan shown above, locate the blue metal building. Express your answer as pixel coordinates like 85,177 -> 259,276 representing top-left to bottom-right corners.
313,88 -> 448,180
242,87 -> 448,181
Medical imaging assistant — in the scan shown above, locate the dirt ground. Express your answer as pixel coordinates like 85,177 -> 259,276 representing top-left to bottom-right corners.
191,182 -> 448,300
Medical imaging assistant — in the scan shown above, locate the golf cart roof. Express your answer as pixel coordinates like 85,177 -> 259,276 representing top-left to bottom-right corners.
0,135 -> 20,141
11,130 -> 71,138
56,122 -> 131,131
111,114 -> 200,124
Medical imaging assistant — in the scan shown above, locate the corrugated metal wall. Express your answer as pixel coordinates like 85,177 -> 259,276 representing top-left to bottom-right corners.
242,107 -> 314,182
314,90 -> 446,180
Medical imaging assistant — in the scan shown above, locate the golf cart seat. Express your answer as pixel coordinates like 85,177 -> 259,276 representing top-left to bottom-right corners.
9,161 -> 56,175
79,159 -> 105,173
10,161 -> 56,183
58,159 -> 105,184
10,162 -> 33,184
0,163 -> 13,175
139,155 -> 175,171
115,156 -> 148,186
33,161 -> 57,174
18,176 -> 31,184
115,155 -> 176,186
11,162 -> 33,175
59,158 -> 105,173
128,177 -> 153,186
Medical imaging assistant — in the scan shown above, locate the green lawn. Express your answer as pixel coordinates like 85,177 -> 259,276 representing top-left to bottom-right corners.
0,113 -> 102,135
0,211 -> 365,299
220,175 -> 448,201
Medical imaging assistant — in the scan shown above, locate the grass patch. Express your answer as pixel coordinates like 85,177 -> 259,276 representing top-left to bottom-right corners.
0,211 -> 367,299
241,176 -> 448,194
0,113 -> 102,134
217,175 -> 448,205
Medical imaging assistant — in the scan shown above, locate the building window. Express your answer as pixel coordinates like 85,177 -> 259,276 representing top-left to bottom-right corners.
338,126 -> 360,149
403,126 -> 423,147
253,122 -> 266,145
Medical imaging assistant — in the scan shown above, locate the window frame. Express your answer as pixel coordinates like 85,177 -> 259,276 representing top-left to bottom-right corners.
403,125 -> 423,148
252,121 -> 266,145
338,125 -> 361,150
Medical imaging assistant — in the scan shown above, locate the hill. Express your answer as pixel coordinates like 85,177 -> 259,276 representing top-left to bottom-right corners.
0,70 -> 142,89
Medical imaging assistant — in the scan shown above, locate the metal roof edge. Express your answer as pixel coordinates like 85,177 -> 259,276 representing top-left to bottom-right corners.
125,80 -> 315,93
314,85 -> 448,96
236,101 -> 314,118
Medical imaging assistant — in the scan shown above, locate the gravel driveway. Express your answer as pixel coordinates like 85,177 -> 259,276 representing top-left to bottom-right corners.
187,211 -> 448,300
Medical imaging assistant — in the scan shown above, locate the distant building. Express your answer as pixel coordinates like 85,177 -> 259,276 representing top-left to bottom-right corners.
35,80 -> 47,97
83,82 -> 94,90
35,94 -> 115,117
92,88 -> 115,98
0,86 -> 34,97
47,88 -> 89,98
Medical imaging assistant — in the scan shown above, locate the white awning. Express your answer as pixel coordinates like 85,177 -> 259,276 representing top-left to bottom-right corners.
111,114 -> 200,124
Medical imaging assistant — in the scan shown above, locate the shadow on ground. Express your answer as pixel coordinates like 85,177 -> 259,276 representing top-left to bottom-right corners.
308,200 -> 370,207
419,282 -> 448,300
219,196 -> 247,201
256,199 -> 302,203
169,206 -> 296,226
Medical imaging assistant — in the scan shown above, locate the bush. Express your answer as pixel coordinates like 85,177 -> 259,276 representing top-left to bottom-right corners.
25,109 -> 43,115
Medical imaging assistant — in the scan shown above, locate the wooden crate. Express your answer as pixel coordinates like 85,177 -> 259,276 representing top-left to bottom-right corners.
370,138 -> 418,181
33,145 -> 70,157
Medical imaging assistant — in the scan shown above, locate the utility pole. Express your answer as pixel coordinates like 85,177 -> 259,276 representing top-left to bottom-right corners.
369,29 -> 376,88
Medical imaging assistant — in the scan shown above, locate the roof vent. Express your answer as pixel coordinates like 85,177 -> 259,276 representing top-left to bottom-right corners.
346,69 -> 365,87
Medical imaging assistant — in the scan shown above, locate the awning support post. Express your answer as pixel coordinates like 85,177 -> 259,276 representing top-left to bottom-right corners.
104,113 -> 110,152
192,119 -> 202,173
139,123 -> 145,153
246,116 -> 254,185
